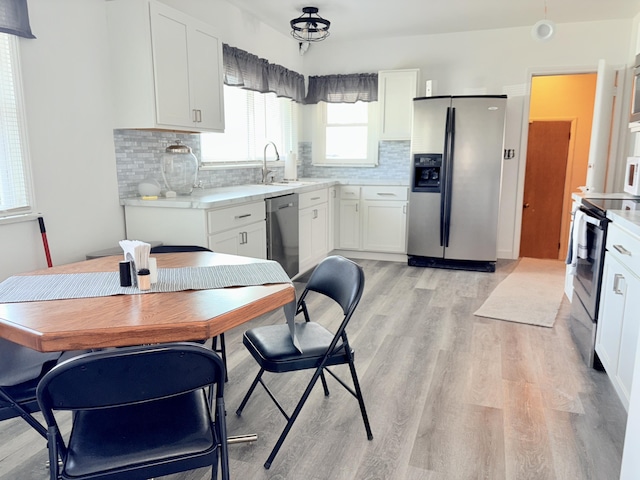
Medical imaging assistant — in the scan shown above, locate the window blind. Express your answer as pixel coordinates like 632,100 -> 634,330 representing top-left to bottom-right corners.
0,32 -> 33,217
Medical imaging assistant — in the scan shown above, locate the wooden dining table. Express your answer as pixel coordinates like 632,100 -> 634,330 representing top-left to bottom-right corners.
0,251 -> 295,352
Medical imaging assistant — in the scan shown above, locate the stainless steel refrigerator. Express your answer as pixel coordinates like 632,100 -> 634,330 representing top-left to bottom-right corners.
407,95 -> 506,272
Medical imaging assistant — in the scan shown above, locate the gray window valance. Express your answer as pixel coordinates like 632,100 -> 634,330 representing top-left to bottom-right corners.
222,44 -> 305,103
0,0 -> 35,39
305,73 -> 378,104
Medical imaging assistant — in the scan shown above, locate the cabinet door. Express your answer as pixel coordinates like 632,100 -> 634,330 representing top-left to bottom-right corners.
362,200 -> 407,253
617,272 -> 640,404
596,256 -> 627,376
208,229 -> 241,256
339,200 -> 360,250
150,2 -> 193,128
299,204 -> 328,272
378,69 -> 419,140
239,221 -> 267,260
328,187 -> 337,252
188,24 -> 224,131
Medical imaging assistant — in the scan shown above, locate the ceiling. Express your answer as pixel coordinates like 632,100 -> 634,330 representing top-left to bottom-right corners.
225,0 -> 640,42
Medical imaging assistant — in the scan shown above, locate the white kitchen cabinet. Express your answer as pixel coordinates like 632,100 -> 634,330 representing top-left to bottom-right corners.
361,186 -> 408,253
107,0 -> 224,132
328,186 -> 337,252
596,221 -> 640,410
378,69 -> 419,140
299,189 -> 329,274
209,221 -> 266,259
124,200 -> 266,259
338,186 -> 361,250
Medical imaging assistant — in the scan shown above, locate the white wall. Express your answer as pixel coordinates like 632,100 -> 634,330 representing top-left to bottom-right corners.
0,0 -> 123,279
302,20 -> 633,258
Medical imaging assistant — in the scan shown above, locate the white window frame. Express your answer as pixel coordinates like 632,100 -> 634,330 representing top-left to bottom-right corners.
312,101 -> 379,167
200,85 -> 299,168
0,32 -> 36,223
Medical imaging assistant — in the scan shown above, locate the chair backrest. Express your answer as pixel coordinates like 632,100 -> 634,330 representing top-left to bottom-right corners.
37,343 -> 225,418
0,338 -> 61,387
303,255 -> 365,316
150,245 -> 212,254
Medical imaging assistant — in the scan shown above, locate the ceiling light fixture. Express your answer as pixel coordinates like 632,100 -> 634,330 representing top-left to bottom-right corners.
531,0 -> 555,41
290,7 -> 330,43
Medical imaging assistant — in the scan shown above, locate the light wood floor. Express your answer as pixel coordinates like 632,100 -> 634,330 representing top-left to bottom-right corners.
0,258 -> 627,479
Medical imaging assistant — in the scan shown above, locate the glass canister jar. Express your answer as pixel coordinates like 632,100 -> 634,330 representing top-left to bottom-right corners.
161,140 -> 199,195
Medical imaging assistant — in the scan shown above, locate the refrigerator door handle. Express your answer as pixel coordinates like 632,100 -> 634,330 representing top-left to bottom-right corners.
444,106 -> 456,248
440,106 -> 452,247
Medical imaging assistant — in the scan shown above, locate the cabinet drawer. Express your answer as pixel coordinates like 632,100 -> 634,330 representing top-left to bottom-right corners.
207,201 -> 265,234
299,188 -> 328,209
340,186 -> 361,200
362,186 -> 408,201
607,222 -> 640,274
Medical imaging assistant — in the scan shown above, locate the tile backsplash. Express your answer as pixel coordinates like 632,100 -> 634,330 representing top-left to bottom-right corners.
114,130 -> 410,198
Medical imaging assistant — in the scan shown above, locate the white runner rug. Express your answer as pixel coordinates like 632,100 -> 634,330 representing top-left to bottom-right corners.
473,257 -> 566,328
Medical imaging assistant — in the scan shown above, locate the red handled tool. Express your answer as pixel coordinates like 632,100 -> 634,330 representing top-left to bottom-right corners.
37,216 -> 53,268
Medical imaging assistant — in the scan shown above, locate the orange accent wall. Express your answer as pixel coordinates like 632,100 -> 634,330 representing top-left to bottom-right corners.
528,73 -> 597,259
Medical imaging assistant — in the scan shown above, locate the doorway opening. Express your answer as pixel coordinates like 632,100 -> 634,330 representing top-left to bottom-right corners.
521,73 -> 597,260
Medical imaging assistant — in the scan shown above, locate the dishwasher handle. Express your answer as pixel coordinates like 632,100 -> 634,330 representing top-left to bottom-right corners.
278,203 -> 294,210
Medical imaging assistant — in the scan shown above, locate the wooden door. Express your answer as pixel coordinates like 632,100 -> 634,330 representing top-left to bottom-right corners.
520,121 -> 571,259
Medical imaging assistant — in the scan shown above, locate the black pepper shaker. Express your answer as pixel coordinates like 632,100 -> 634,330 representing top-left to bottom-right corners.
119,261 -> 132,287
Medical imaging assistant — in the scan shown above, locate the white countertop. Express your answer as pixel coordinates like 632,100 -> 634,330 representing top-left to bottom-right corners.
570,191 -> 640,238
120,179 -> 409,210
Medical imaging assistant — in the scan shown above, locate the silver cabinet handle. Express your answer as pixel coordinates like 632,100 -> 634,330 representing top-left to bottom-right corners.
613,244 -> 632,256
377,192 -> 395,196
311,196 -> 321,201
313,209 -> 318,219
613,273 -> 626,295
239,231 -> 248,244
235,213 -> 251,219
192,109 -> 198,122
403,204 -> 407,214
355,204 -> 358,212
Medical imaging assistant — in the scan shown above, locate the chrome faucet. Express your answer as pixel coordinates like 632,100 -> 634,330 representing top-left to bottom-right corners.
262,141 -> 280,184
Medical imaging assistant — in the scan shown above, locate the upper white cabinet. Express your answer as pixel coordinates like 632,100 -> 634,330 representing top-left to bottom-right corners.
378,69 -> 419,140
107,0 -> 224,132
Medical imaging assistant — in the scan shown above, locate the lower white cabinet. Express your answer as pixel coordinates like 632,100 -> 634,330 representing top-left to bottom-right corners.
209,220 -> 266,258
338,185 -> 408,253
124,200 -> 266,259
596,222 -> 640,410
299,189 -> 329,274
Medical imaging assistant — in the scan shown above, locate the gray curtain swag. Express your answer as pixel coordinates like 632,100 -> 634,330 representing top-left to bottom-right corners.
0,0 -> 35,39
305,73 -> 378,104
222,44 -> 305,103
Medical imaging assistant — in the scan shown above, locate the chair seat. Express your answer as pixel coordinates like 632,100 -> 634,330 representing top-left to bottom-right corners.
65,391 -> 216,478
243,322 -> 351,373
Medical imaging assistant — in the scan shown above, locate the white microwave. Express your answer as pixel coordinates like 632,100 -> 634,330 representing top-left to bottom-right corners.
624,156 -> 640,196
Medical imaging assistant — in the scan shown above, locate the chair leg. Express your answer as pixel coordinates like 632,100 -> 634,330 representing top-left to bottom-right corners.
212,334 -> 228,382
348,359 -> 373,441
236,367 -> 265,416
216,397 -> 230,480
264,367 -> 324,469
320,370 -> 330,396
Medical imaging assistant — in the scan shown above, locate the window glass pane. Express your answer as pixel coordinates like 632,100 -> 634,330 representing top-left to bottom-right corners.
0,33 -> 32,217
326,126 -> 367,159
201,86 -> 295,163
326,102 -> 368,124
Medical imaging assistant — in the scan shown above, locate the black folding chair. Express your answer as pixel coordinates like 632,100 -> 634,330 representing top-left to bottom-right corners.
37,343 -> 229,480
236,255 -> 373,469
0,338 -> 63,439
150,244 -> 228,381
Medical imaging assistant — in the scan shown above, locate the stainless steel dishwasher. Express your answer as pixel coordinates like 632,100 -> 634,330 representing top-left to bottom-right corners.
266,194 -> 299,278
